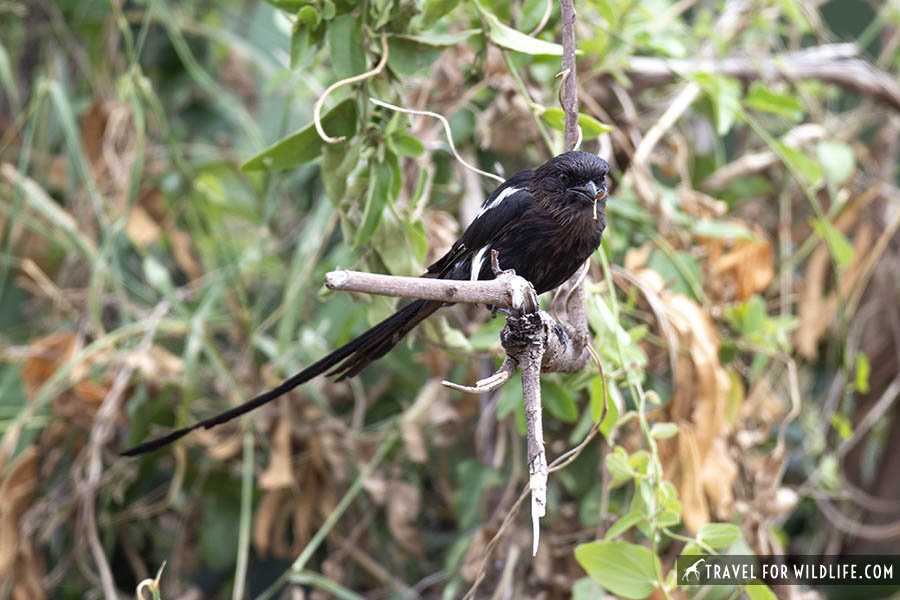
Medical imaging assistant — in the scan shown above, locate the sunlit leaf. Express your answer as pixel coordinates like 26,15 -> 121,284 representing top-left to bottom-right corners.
575,540 -> 661,599
816,140 -> 855,188
776,142 -> 822,186
692,219 -> 755,240
697,522 -> 740,548
744,82 -> 805,120
811,218 -> 853,266
241,99 -> 358,171
650,422 -> 678,439
474,0 -> 569,55
540,107 -> 613,139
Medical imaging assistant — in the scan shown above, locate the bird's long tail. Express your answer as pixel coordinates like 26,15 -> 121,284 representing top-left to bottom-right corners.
122,299 -> 442,456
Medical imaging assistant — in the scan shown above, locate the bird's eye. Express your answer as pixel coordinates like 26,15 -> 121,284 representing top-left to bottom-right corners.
558,173 -> 570,185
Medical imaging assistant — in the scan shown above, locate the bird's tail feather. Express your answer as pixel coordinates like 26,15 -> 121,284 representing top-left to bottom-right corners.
122,299 -> 441,456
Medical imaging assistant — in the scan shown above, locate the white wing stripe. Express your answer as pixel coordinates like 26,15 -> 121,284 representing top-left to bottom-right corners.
476,186 -> 521,219
470,245 -> 490,281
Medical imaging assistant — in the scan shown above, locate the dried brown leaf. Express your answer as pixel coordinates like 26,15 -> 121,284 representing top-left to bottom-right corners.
253,488 -> 290,556
0,448 -> 45,599
709,228 -> 775,300
259,419 -> 295,490
126,205 -> 163,247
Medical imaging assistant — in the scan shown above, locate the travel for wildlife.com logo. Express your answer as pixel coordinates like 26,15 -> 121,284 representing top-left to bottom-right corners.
676,555 -> 900,586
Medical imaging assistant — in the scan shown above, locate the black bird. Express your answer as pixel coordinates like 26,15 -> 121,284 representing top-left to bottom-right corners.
123,151 -> 609,455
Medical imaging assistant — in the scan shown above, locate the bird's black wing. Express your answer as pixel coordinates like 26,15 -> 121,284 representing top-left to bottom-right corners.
426,170 -> 534,280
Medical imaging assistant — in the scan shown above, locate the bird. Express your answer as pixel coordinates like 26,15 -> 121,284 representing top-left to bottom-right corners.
122,151 -> 609,456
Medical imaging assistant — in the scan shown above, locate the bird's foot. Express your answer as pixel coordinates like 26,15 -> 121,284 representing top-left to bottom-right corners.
552,322 -> 568,351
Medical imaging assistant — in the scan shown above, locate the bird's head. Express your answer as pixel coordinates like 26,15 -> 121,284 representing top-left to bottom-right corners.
531,151 -> 609,213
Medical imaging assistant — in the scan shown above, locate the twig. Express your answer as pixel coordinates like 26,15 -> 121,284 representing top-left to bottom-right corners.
313,32 -> 388,144
369,98 -> 504,183
442,357 -> 516,394
559,0 -> 579,152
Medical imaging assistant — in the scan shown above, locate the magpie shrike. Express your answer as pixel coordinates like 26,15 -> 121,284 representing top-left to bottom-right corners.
123,151 -> 609,455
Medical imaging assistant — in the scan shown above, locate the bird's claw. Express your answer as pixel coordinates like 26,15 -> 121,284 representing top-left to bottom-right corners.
552,322 -> 568,351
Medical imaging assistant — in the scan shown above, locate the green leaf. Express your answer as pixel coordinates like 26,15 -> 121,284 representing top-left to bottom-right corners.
540,108 -> 613,140
856,353 -> 871,394
596,0 -> 616,27
143,257 -> 174,295
605,448 -> 632,483
355,159 -> 395,246
329,14 -> 366,79
604,511 -> 644,540
421,0 -> 460,29
816,140 -> 855,188
575,540 -> 661,599
695,73 -> 741,136
386,37 -> 446,77
697,523 -> 740,549
240,98 -> 358,171
389,132 -> 425,157
572,577 -> 605,600
474,0 -> 569,55
389,29 -> 479,47
744,583 -> 778,600
290,26 -> 311,68
776,142 -> 822,186
744,82 -> 805,121
321,141 -> 361,204
650,422 -> 678,440
628,450 -> 650,474
692,219 -> 754,240
811,218 -> 853,266
543,381 -> 578,422
589,375 -> 618,442
263,0 -> 312,10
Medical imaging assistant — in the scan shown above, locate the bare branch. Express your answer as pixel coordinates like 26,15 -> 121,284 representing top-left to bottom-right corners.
623,43 -> 900,112
324,269 -> 537,311
559,0 -> 579,152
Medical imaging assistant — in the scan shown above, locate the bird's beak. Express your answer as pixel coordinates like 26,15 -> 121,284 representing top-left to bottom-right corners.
571,180 -> 606,203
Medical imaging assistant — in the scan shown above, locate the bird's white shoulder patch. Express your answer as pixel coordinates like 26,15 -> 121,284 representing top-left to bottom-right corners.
475,186 -> 521,219
470,245 -> 490,281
